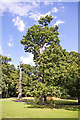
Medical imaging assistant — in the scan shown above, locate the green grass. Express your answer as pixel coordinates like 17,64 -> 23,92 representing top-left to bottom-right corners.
1,97 -> 34,100
2,100 -> 78,118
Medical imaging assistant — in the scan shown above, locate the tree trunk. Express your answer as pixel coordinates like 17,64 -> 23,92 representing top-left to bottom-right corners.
39,94 -> 44,105
18,68 -> 22,99
38,44 -> 45,104
78,97 -> 80,105
38,45 -> 44,82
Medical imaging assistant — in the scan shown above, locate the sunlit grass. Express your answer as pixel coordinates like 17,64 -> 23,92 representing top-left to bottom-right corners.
2,100 -> 78,118
1,97 -> 34,100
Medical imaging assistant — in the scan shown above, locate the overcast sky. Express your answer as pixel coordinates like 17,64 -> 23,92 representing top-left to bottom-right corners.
0,1 -> 78,67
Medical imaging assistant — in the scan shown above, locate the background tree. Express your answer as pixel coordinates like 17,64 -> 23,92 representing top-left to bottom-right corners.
62,51 -> 80,104
1,55 -> 34,98
21,64 -> 35,97
1,55 -> 19,97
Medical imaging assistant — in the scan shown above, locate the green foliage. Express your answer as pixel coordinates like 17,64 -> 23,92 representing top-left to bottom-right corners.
38,15 -> 53,26
1,54 -> 35,98
1,55 -> 19,97
21,15 -> 59,61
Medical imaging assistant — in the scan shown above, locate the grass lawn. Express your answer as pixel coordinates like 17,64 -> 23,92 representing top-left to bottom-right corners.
2,99 -> 79,118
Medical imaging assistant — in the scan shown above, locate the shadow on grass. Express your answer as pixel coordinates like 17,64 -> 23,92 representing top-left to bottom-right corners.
11,99 -> 80,111
25,100 -> 80,111
54,100 -> 78,105
12,99 -> 35,104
